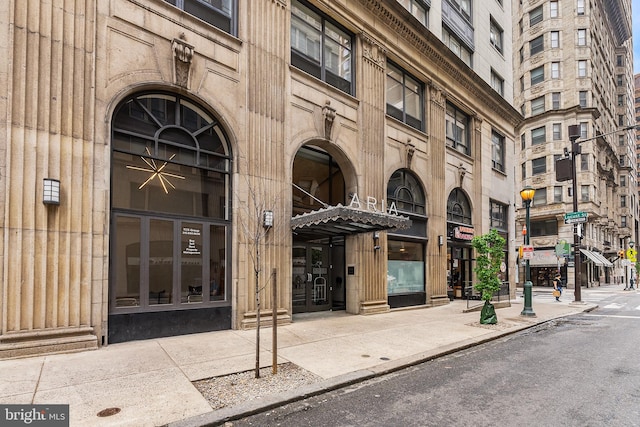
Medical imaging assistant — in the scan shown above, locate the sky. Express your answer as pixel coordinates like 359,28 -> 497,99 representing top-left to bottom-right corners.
635,0 -> 640,73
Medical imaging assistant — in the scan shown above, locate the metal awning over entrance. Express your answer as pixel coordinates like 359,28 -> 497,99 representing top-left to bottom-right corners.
580,249 -> 612,267
580,249 -> 602,266
291,204 -> 412,239
589,250 -> 613,267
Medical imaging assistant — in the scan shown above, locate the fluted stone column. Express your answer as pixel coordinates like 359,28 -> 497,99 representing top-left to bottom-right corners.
0,0 -> 99,358
426,86 -> 449,305
238,0 -> 290,329
346,33 -> 389,315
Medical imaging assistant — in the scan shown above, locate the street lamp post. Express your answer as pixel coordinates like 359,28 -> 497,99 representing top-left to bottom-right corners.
521,186 -> 536,317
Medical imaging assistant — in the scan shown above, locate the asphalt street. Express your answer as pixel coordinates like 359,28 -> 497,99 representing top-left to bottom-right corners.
230,289 -> 640,427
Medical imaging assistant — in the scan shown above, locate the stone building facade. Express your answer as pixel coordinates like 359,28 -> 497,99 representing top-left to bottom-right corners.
0,0 -> 520,357
513,0 -> 634,288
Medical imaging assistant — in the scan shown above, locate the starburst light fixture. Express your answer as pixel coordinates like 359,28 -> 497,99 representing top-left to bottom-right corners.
126,147 -> 185,194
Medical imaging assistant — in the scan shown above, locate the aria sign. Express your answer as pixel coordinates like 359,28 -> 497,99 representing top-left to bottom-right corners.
348,193 -> 399,215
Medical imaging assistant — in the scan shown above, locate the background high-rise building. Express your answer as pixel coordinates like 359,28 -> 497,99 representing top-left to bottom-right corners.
513,0 -> 634,288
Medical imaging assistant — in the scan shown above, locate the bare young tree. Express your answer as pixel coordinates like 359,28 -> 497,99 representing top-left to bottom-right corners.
236,176 -> 285,378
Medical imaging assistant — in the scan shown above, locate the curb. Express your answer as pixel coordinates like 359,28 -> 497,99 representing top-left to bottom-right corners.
166,303 -> 597,427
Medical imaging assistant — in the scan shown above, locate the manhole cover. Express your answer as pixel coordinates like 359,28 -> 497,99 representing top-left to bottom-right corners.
97,407 -> 121,417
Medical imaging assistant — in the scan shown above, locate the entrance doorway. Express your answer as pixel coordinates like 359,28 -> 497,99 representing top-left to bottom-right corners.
448,245 -> 473,299
292,239 -> 345,313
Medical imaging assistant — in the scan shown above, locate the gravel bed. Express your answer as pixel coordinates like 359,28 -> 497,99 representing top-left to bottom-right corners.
193,363 -> 323,410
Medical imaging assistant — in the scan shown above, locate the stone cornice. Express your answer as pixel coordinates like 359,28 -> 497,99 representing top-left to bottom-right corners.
355,0 -> 522,128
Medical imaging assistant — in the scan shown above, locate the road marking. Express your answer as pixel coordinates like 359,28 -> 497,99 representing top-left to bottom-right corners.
603,303 -> 624,309
636,306 -> 640,311
585,314 -> 640,319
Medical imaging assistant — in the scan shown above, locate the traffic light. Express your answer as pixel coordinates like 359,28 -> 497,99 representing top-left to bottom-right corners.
618,249 -> 625,259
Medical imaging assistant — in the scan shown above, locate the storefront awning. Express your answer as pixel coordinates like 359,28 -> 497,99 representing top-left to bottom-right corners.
589,251 -> 614,267
291,204 -> 412,240
580,249 -> 607,266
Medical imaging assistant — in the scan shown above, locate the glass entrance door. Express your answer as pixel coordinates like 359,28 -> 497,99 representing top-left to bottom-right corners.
292,243 -> 331,313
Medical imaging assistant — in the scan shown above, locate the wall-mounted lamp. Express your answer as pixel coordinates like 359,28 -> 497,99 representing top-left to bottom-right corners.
373,231 -> 380,251
438,235 -> 444,246
263,210 -> 274,228
43,178 -> 60,205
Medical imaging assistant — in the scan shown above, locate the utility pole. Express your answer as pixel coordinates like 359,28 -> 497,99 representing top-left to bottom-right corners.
565,124 -> 635,303
568,125 -> 582,303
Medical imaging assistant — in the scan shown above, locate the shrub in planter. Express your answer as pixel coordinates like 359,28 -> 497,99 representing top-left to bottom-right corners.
471,229 -> 506,324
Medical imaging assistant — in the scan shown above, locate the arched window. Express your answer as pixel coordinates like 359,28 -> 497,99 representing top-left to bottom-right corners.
387,169 -> 426,215
386,169 -> 427,308
109,92 -> 232,339
111,92 -> 231,218
447,188 -> 472,224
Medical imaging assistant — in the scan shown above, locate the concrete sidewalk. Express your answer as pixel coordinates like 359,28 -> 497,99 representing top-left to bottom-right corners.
1,288 -> 606,427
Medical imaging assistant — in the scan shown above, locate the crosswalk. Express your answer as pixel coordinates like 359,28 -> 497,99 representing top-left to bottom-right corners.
532,289 -> 625,304
529,288 -> 640,315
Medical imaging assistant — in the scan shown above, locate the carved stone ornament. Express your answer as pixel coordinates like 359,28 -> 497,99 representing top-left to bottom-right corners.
405,139 -> 415,168
430,86 -> 445,107
323,100 -> 336,140
458,163 -> 467,186
172,34 -> 194,88
361,32 -> 386,69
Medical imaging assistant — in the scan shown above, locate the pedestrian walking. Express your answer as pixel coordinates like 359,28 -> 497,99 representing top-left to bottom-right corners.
552,273 -> 563,302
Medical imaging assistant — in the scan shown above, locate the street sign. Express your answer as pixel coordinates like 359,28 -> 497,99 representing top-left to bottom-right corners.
626,248 -> 637,262
522,245 -> 534,260
555,240 -> 571,257
564,211 -> 588,224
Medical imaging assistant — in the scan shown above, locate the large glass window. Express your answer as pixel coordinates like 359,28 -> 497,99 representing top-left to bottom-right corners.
554,186 -> 563,203
530,65 -> 544,85
551,62 -> 560,79
531,96 -> 545,115
532,157 -> 546,175
447,188 -> 472,225
388,241 -> 424,295
442,27 -> 472,66
387,170 -> 426,215
490,18 -> 503,53
533,187 -> 547,206
291,0 -> 353,95
581,185 -> 589,201
164,0 -> 236,35
581,153 -> 589,171
491,130 -> 505,172
577,29 -> 586,46
531,126 -> 546,145
529,5 -> 543,26
491,70 -> 504,96
578,60 -> 587,77
449,0 -> 472,22
530,35 -> 544,56
111,92 -> 232,313
531,219 -> 557,236
387,170 -> 427,305
490,200 -> 508,231
398,0 -> 429,26
386,62 -> 424,130
446,103 -> 470,155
